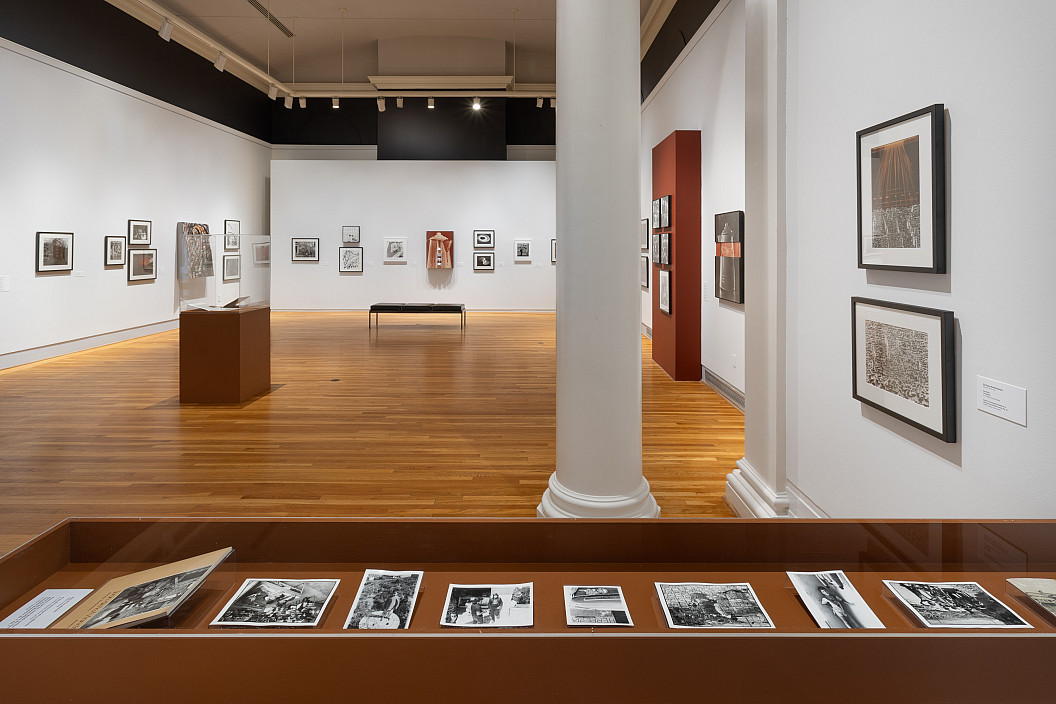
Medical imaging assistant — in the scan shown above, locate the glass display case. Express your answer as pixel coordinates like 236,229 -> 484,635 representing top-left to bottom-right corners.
176,224 -> 270,311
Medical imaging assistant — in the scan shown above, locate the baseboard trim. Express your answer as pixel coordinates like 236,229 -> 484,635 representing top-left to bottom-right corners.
0,320 -> 177,370
786,481 -> 829,518
641,323 -> 652,339
725,459 -> 789,518
703,367 -> 744,412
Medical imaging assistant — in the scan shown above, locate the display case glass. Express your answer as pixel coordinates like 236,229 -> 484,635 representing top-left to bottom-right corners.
177,227 -> 270,311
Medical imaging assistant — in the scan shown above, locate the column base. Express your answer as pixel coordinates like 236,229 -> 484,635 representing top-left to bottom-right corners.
724,458 -> 789,518
537,473 -> 661,518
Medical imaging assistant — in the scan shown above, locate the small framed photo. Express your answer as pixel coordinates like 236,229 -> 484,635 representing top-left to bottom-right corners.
342,225 -> 361,244
660,195 -> 671,228
658,269 -> 671,314
651,233 -> 660,264
253,242 -> 270,264
640,254 -> 650,289
104,235 -> 127,267
383,237 -> 407,263
551,238 -> 557,263
857,104 -> 945,272
514,239 -> 531,261
128,219 -> 151,246
224,220 -> 240,251
36,232 -> 74,272
473,230 -> 495,249
291,238 -> 319,261
715,210 -> 744,304
852,297 -> 955,442
660,232 -> 671,266
339,246 -> 363,272
473,251 -> 494,270
222,254 -> 240,281
651,199 -> 660,230
128,248 -> 157,282
640,218 -> 649,250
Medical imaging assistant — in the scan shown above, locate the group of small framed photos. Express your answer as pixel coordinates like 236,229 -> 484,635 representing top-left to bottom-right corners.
37,219 -> 156,283
852,103 -> 955,443
648,194 -> 673,315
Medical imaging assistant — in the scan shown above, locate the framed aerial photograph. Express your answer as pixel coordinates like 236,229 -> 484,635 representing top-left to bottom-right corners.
473,229 -> 495,248
659,195 -> 671,228
36,232 -> 74,272
211,578 -> 340,628
551,238 -> 557,263
852,297 -> 955,442
104,235 -> 126,267
651,233 -> 660,264
658,269 -> 671,314
883,580 -> 1030,629
127,248 -> 157,282
857,104 -> 945,272
291,237 -> 320,261
715,210 -> 744,303
441,582 -> 533,628
640,218 -> 649,250
640,254 -> 649,289
655,582 -> 774,629
660,232 -> 670,266
383,237 -> 407,263
222,254 -> 240,281
128,219 -> 151,246
344,569 -> 424,630
341,225 -> 361,244
651,198 -> 660,230
426,230 -> 454,269
339,246 -> 363,272
514,239 -> 531,261
253,242 -> 270,264
473,251 -> 494,270
224,220 -> 240,251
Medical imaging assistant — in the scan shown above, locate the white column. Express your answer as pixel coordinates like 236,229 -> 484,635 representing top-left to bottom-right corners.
725,0 -> 790,517
538,0 -> 659,518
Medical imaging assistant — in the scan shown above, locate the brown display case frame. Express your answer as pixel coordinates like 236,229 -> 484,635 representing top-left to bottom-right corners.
2,517 -> 1055,702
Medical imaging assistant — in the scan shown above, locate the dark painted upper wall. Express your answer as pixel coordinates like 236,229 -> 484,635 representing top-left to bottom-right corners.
642,0 -> 722,100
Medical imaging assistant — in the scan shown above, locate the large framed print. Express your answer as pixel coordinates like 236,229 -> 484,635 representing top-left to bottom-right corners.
36,232 -> 74,272
715,210 -> 744,303
128,219 -> 151,246
339,246 -> 363,272
857,104 -> 945,272
658,269 -> 671,314
104,236 -> 126,266
128,248 -> 157,282
473,230 -> 494,249
426,230 -> 454,269
291,238 -> 319,261
852,297 -> 955,442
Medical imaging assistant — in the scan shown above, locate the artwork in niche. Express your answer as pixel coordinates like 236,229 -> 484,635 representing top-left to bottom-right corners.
1007,578 -> 1056,622
253,242 -> 270,264
36,232 -> 74,272
715,210 -> 745,304
883,580 -> 1030,629
640,254 -> 650,289
343,569 -> 424,630
660,195 -> 672,228
441,582 -> 533,628
787,570 -> 884,629
651,233 -> 660,265
514,239 -> 531,261
342,225 -> 360,244
473,252 -> 494,270
211,578 -> 340,628
128,249 -> 157,282
291,238 -> 320,261
660,232 -> 670,266
339,246 -> 363,272
564,585 -> 633,627
104,236 -> 127,267
655,582 -> 774,629
383,237 -> 407,263
658,269 -> 671,314
851,297 -> 955,442
224,220 -> 240,251
222,254 -> 240,281
857,104 -> 945,272
640,218 -> 649,250
426,230 -> 454,269
651,198 -> 660,230
551,238 -> 557,263
473,230 -> 495,248
128,219 -> 151,246
178,222 -> 211,277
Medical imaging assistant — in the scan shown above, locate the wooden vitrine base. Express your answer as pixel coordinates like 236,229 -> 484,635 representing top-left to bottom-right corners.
179,306 -> 270,403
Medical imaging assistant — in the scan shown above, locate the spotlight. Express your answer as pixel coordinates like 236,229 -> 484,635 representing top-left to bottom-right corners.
158,19 -> 174,42
268,85 -> 278,100
536,97 -> 544,108
298,97 -> 306,108
332,98 -> 340,109
427,97 -> 435,109
377,97 -> 386,112
472,97 -> 481,110
396,97 -> 404,108
213,53 -> 227,72
550,98 -> 556,108
284,95 -> 293,109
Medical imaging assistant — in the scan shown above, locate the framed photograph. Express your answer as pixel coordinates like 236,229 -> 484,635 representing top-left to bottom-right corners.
787,570 -> 884,629
651,233 -> 660,264
224,220 -> 240,251
128,219 -> 151,246
551,238 -> 557,263
253,242 -> 270,264
514,239 -> 531,261
715,210 -> 744,303
104,235 -> 126,267
441,582 -> 533,628
339,246 -> 363,272
341,225 -> 361,244
473,251 -> 494,271
852,297 -> 955,442
655,582 -> 774,629
222,254 -> 240,281
651,199 -> 660,230
640,254 -> 650,289
564,586 -> 633,627
344,569 -> 424,630
883,580 -> 1030,629
473,230 -> 495,249
658,269 -> 671,314
383,237 -> 407,263
660,232 -> 670,266
426,230 -> 454,269
291,237 -> 319,261
127,248 -> 157,282
660,195 -> 672,228
36,232 -> 74,272
640,218 -> 649,250
857,104 -> 945,272
211,578 -> 340,628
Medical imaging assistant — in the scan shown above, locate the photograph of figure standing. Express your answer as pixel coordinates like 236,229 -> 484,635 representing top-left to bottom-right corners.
441,583 -> 533,628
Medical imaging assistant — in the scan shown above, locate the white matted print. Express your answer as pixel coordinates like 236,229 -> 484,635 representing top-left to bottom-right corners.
339,246 -> 363,272
787,570 -> 884,629
514,239 -> 531,261
640,218 -> 649,250
640,254 -> 650,289
473,229 -> 495,248
104,236 -> 126,266
127,248 -> 157,282
128,219 -> 151,246
344,569 -> 423,630
441,583 -> 533,628
36,232 -> 74,272
883,580 -> 1030,628
383,237 -> 408,263
222,254 -> 240,281
658,269 -> 671,314
342,225 -> 361,244
655,582 -> 774,629
551,238 -> 557,263
211,578 -> 339,627
224,220 -> 240,251
291,238 -> 319,261
473,251 -> 494,271
564,585 -> 633,627
253,242 -> 270,264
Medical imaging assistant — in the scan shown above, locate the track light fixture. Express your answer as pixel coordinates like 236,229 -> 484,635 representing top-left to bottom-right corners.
158,19 -> 174,42
536,97 -> 544,108
213,53 -> 227,72
332,98 -> 340,109
284,95 -> 293,109
472,97 -> 481,110
550,98 -> 556,108
299,97 -> 307,109
377,97 -> 386,112
427,98 -> 435,109
268,85 -> 278,100
396,97 -> 404,109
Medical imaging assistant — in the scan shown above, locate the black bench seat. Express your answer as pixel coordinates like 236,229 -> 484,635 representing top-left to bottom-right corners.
368,303 -> 466,328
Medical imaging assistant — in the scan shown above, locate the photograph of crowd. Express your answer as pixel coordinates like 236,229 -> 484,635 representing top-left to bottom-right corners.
211,578 -> 339,627
864,320 -> 931,407
884,580 -> 1031,628
82,566 -> 211,629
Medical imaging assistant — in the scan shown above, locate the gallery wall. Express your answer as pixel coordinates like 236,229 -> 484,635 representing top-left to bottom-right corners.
0,38 -> 271,368
785,0 -> 1056,517
270,160 -> 556,310
640,0 -> 746,394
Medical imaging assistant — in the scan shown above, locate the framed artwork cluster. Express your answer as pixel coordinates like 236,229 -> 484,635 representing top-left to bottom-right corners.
126,219 -> 156,282
649,194 -> 674,315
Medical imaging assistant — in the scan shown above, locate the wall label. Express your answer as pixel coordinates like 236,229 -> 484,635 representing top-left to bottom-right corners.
976,376 -> 1026,427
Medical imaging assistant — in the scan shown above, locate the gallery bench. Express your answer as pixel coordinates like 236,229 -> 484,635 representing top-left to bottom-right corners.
368,303 -> 466,329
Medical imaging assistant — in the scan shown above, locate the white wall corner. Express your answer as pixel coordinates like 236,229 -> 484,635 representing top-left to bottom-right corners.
725,458 -> 789,517
786,481 -> 828,518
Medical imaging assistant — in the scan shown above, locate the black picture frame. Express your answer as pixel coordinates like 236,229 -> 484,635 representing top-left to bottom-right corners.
851,297 -> 955,442
342,225 -> 361,244
658,269 -> 671,314
640,219 -> 649,250
473,230 -> 495,249
660,232 -> 670,266
339,246 -> 364,272
651,233 -> 660,265
128,219 -> 151,246
291,238 -> 320,261
36,232 -> 74,272
104,235 -> 127,267
715,210 -> 744,304
473,251 -> 494,270
857,104 -> 945,273
640,254 -> 650,289
224,220 -> 240,251
127,248 -> 157,282
551,238 -> 557,263
651,199 -> 660,230
660,195 -> 672,229
222,254 -> 241,281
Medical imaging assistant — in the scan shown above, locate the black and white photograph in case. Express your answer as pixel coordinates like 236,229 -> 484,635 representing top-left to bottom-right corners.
104,236 -> 126,266
383,237 -> 407,262
640,218 -> 649,250
222,254 -> 240,281
564,585 -> 633,627
36,232 -> 74,272
341,225 -> 361,244
1007,578 -> 1056,621
660,232 -> 670,266
473,229 -> 495,248
128,219 -> 151,246
211,578 -> 339,627
651,198 -> 660,229
852,298 -> 955,442
514,239 -> 531,261
291,237 -> 320,261
473,252 -> 494,270
224,220 -> 240,250
787,570 -> 884,629
883,580 -> 1030,628
655,582 -> 774,629
651,233 -> 660,265
343,569 -> 423,630
551,238 -> 557,263
127,249 -> 157,282
658,269 -> 671,314
640,254 -> 650,289
660,194 -> 671,228
82,566 -> 211,629
338,246 -> 363,272
442,583 -> 533,628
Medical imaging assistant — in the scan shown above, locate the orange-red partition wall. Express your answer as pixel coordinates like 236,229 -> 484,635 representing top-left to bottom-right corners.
651,130 -> 701,380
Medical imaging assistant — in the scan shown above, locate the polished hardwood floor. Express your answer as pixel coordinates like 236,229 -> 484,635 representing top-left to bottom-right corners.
0,312 -> 741,554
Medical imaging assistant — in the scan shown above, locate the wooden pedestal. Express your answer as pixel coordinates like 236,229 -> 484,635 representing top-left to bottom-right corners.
179,306 -> 270,403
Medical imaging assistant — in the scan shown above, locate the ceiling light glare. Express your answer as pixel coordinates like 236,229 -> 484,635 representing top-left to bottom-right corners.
332,98 -> 340,109
427,98 -> 435,109
472,97 -> 481,110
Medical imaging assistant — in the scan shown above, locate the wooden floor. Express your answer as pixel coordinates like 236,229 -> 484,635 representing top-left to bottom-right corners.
0,312 -> 741,554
